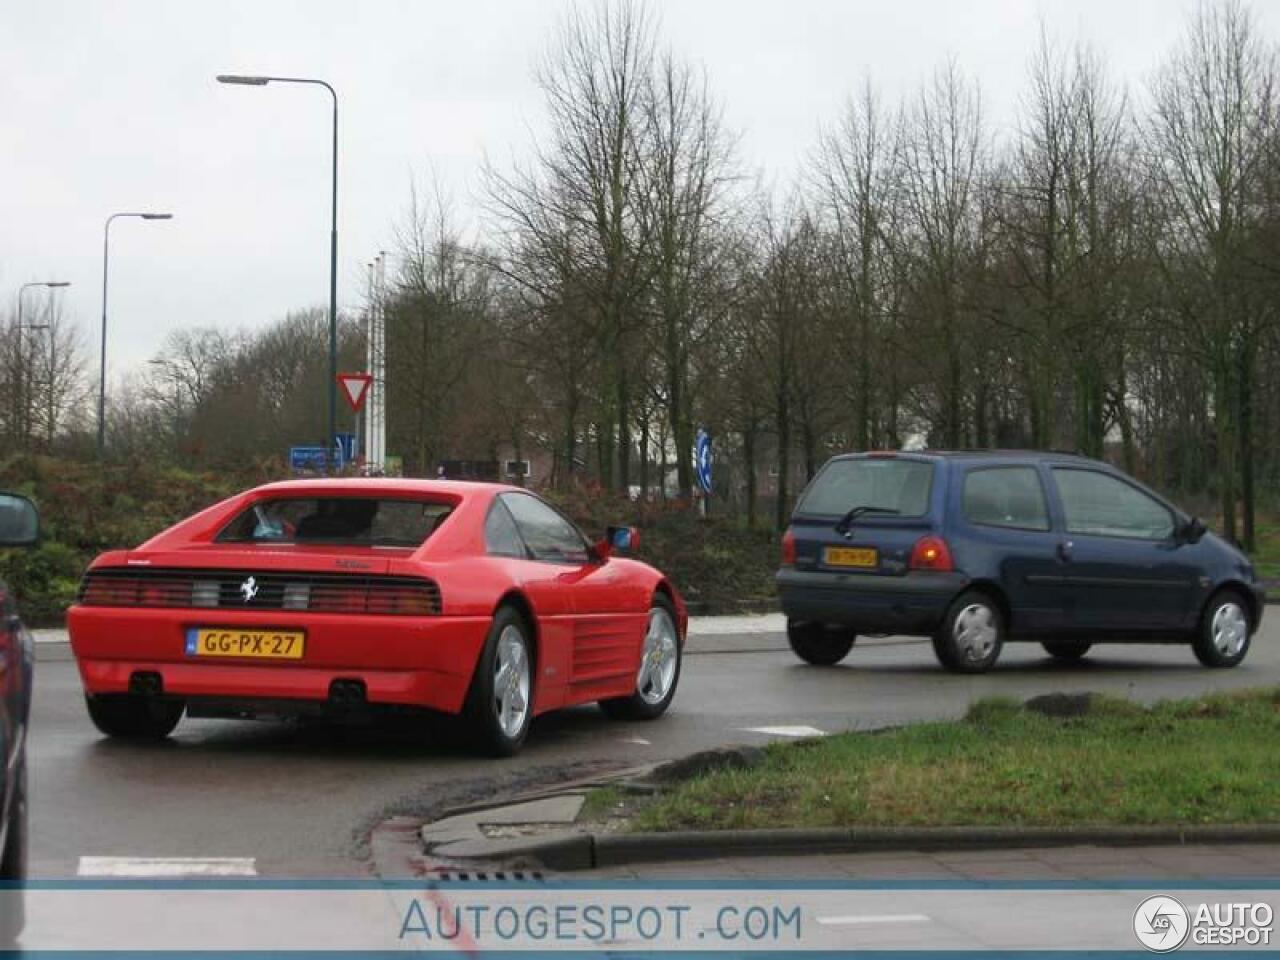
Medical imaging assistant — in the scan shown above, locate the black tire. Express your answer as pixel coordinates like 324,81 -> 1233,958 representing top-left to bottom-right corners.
463,605 -> 535,757
85,695 -> 184,740
1042,640 -> 1092,661
600,594 -> 683,721
0,760 -> 25,945
787,620 -> 855,666
933,591 -> 1005,673
1193,590 -> 1252,668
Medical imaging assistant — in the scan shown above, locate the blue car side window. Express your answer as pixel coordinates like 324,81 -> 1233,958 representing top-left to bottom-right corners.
1052,469 -> 1175,540
962,466 -> 1051,532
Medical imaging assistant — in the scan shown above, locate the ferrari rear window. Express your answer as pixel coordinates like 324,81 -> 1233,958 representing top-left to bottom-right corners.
218,498 -> 453,547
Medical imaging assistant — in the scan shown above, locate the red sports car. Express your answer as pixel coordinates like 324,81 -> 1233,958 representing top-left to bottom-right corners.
67,479 -> 686,755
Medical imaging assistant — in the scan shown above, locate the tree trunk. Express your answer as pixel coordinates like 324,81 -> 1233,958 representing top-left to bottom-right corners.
562,391 -> 578,489
1215,359 -> 1237,544
615,351 -> 631,493
1238,335 -> 1256,552
802,420 -> 817,480
639,412 -> 650,501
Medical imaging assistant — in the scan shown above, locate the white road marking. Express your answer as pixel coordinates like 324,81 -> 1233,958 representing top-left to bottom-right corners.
816,913 -> 933,926
741,725 -> 827,738
78,857 -> 258,877
620,736 -> 651,745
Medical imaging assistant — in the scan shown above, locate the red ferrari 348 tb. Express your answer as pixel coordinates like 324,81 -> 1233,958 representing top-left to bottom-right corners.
67,479 -> 687,755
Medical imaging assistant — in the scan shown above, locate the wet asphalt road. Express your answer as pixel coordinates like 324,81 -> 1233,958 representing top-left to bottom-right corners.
28,622 -> 1280,878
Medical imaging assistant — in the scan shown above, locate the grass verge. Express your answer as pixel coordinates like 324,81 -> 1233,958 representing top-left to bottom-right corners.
595,690 -> 1280,832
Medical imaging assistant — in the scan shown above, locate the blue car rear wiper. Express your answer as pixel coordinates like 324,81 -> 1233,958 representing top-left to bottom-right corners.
834,505 -> 900,536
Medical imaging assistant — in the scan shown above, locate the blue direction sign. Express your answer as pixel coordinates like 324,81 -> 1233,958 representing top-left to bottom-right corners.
695,428 -> 713,493
290,446 -> 329,473
334,433 -> 357,467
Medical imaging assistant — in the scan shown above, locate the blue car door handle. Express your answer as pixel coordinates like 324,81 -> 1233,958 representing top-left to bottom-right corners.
1057,541 -> 1074,561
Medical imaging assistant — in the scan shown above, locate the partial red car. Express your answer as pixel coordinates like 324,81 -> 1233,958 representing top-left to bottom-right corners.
67,479 -> 686,755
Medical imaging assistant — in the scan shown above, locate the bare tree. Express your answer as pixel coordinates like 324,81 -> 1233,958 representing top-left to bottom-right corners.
387,180 -> 495,475
527,0 -> 657,489
897,59 -> 988,447
1148,0 -> 1277,546
812,78 -> 901,451
31,301 -> 90,448
640,52 -> 738,497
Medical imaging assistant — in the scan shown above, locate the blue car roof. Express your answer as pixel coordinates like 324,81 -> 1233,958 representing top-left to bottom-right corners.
831,449 -> 1103,466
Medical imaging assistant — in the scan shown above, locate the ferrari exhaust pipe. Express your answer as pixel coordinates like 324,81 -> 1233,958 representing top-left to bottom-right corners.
327,679 -> 367,705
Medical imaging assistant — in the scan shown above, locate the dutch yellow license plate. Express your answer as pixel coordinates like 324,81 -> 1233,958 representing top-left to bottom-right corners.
824,546 -> 878,568
186,628 -> 305,660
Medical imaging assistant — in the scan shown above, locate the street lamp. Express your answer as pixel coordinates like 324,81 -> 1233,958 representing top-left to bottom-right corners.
16,281 -> 70,449
217,73 -> 339,466
99,212 -> 173,455
17,280 -> 71,330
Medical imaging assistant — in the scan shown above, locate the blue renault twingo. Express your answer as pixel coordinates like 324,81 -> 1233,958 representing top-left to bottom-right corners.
777,451 -> 1264,673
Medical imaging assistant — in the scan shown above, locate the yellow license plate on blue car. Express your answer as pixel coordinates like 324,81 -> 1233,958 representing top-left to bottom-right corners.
823,547 -> 878,568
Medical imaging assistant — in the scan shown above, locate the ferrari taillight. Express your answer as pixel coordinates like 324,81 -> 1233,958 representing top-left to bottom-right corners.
311,587 -> 366,614
365,590 -> 419,615
909,536 -> 954,572
81,577 -> 142,605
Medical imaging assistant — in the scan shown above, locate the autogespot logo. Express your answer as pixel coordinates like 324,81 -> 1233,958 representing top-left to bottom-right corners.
1134,896 -> 1191,952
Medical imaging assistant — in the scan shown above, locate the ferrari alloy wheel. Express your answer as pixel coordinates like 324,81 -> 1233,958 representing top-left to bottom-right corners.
85,695 -> 185,740
1193,590 -> 1252,668
600,594 -> 682,721
466,605 -> 534,756
493,625 -> 531,739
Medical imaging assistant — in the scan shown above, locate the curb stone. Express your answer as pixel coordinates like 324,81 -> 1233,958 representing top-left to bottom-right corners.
441,823 -> 1280,872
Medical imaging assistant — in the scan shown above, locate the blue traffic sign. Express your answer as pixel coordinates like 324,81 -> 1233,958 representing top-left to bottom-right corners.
334,433 -> 357,466
290,446 -> 329,473
695,429 -> 713,493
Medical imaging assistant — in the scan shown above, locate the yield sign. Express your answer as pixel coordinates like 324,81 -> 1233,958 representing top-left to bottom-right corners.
337,373 -> 373,413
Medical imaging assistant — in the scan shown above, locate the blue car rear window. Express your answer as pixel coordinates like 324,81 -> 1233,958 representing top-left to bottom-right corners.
797,459 -> 934,518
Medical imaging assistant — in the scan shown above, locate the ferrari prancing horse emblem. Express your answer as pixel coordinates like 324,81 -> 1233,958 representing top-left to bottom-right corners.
240,576 -> 259,603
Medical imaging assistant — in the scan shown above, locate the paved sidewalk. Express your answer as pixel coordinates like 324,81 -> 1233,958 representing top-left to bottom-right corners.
687,613 -> 785,636
589,842 -> 1280,882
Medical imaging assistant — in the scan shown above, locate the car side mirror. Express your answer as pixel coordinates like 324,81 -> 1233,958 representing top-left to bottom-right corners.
1180,516 -> 1207,544
594,525 -> 640,560
0,494 -> 39,548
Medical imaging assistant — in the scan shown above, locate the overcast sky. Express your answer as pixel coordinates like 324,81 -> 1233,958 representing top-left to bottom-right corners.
4,0 -> 1278,382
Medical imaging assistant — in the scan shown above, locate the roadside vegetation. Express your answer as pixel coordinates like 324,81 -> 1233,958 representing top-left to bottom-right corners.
590,690 -> 1280,831
0,455 -> 246,624
0,455 -> 779,624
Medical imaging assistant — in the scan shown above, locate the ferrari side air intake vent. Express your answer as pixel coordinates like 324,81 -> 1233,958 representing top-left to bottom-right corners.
76,568 -> 441,616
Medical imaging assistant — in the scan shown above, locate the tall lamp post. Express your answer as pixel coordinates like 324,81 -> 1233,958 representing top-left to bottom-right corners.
217,73 -> 339,465
99,212 -> 173,455
17,280 -> 71,330
17,281 -> 71,449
